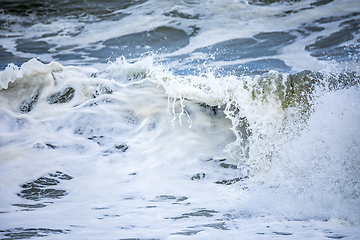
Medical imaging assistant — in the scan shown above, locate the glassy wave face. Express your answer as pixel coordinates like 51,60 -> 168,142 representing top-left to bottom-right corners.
0,0 -> 359,239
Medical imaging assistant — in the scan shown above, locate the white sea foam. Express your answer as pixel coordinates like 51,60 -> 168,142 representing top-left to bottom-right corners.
0,58 -> 359,239
1,1 -> 360,237
2,0 -> 359,72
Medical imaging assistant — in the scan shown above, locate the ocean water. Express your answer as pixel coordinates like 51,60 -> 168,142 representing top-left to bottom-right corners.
0,0 -> 360,239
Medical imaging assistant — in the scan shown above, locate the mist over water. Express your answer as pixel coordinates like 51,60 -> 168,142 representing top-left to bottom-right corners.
1,0 -> 360,239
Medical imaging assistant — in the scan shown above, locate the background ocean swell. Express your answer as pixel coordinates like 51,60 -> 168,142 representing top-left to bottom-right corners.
1,0 -> 359,73
1,0 -> 360,239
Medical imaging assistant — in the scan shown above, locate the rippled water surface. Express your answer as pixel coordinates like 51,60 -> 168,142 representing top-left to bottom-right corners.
0,0 -> 360,239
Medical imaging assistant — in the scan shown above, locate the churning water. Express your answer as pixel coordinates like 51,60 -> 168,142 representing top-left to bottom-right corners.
0,0 -> 359,239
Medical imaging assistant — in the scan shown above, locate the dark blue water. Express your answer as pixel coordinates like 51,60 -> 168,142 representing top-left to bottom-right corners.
1,0 -> 359,74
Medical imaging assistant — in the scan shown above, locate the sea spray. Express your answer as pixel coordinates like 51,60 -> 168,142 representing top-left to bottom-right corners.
3,57 -> 351,180
98,58 -> 317,176
1,0 -> 360,238
0,58 -> 359,238
99,57 -> 360,222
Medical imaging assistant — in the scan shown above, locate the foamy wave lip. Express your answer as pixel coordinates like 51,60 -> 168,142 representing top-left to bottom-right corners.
0,63 -> 20,90
0,59 -> 64,90
98,56 -> 155,82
